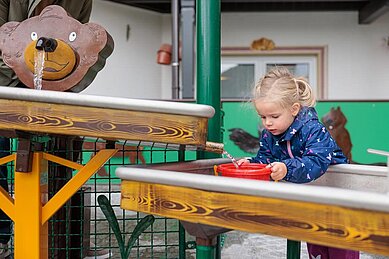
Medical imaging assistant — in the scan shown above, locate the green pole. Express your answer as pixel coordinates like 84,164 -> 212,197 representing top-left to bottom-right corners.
196,1 -> 221,259
287,240 -> 301,259
178,146 -> 186,259
196,244 -> 216,259
196,0 -> 222,160
178,222 -> 186,259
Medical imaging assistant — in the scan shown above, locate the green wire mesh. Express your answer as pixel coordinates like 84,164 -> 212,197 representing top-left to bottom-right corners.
0,136 -> 198,259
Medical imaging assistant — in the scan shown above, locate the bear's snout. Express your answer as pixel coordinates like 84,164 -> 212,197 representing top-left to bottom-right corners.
24,38 -> 76,80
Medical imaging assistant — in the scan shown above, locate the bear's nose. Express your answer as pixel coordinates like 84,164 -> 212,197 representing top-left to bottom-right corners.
35,37 -> 57,52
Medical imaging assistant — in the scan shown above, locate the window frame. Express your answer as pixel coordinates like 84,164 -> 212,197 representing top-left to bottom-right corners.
221,46 -> 327,100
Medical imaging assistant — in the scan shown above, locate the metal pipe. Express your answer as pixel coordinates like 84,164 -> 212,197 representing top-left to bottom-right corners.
0,86 -> 215,118
35,37 -> 57,52
204,141 -> 224,154
181,0 -> 195,99
171,0 -> 180,99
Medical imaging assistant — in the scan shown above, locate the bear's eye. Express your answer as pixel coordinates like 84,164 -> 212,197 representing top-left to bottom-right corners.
69,32 -> 77,42
31,32 -> 38,41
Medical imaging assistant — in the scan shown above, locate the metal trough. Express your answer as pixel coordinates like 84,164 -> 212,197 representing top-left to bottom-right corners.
124,158 -> 389,193
117,159 -> 389,256
312,163 -> 388,193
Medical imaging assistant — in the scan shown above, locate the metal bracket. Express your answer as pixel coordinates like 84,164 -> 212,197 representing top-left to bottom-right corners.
185,240 -> 196,250
367,148 -> 389,167
16,138 -> 33,172
15,131 -> 46,172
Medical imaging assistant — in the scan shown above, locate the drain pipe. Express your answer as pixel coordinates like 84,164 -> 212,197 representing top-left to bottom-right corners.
171,0 -> 180,99
181,0 -> 195,99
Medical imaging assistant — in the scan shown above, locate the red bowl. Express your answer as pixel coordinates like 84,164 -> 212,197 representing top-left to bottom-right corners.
215,163 -> 271,181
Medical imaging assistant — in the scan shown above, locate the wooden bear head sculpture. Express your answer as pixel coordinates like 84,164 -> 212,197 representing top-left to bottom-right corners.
0,5 -> 114,92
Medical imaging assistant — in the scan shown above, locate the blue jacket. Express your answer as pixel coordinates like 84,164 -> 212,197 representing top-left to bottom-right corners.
250,107 -> 348,183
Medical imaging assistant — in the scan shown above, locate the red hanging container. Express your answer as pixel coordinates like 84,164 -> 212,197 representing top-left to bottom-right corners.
157,44 -> 172,65
215,163 -> 271,181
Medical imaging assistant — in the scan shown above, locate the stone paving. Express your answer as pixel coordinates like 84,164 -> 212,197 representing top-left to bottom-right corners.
221,231 -> 389,259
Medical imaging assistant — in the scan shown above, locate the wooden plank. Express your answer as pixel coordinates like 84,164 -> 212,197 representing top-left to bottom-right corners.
0,99 -> 208,146
121,180 -> 389,256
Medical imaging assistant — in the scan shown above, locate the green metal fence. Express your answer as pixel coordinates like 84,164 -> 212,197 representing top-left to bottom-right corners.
1,136 -> 197,259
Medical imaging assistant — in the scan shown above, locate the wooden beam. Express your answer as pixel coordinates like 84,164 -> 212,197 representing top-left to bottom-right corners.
359,0 -> 389,24
121,180 -> 389,256
105,0 -> 366,13
221,0 -> 366,2
0,99 -> 209,146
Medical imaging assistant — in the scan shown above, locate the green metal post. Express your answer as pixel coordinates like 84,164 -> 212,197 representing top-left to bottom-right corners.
178,222 -> 186,259
178,146 -> 187,259
287,240 -> 301,259
196,0 -> 222,160
196,1 -> 221,258
196,245 -> 216,259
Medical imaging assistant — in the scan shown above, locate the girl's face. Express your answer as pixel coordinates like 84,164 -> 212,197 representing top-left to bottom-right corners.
254,101 -> 300,136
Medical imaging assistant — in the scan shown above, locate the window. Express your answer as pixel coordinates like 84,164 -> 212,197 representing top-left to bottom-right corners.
221,47 -> 327,100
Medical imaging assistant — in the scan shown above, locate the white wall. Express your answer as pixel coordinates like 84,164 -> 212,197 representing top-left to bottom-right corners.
221,11 -> 389,100
85,1 -> 389,100
82,0 -> 163,99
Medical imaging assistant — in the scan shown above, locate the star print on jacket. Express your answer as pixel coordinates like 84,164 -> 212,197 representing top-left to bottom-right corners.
251,107 -> 348,183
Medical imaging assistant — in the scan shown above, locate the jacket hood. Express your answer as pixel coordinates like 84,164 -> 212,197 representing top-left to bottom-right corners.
282,106 -> 318,141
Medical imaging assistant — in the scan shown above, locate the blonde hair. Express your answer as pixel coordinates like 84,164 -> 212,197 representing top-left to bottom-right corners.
253,66 -> 316,108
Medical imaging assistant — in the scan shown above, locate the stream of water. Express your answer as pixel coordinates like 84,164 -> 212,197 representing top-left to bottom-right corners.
222,150 -> 239,168
34,50 -> 45,90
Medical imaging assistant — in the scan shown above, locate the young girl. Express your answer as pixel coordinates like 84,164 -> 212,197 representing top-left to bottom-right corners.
238,67 -> 359,259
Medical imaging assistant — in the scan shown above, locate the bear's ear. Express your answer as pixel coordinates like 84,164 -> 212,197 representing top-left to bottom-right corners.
39,5 -> 68,19
0,22 -> 20,68
0,22 -> 20,49
87,23 -> 107,44
83,22 -> 114,59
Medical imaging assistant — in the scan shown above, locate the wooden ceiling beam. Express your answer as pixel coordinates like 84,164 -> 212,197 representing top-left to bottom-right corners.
221,2 -> 364,12
221,0 -> 366,2
359,0 -> 389,24
115,0 -> 366,2
105,0 -> 383,19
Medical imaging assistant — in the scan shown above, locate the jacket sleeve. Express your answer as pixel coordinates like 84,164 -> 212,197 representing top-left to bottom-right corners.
78,0 -> 92,24
0,0 -> 9,26
283,124 -> 336,183
0,0 -> 18,87
250,130 -> 275,164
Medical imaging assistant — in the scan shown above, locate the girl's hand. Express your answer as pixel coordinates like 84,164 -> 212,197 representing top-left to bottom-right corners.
267,162 -> 287,181
237,158 -> 250,167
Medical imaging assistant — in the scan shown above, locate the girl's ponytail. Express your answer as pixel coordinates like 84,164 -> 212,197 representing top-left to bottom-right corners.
295,77 -> 316,107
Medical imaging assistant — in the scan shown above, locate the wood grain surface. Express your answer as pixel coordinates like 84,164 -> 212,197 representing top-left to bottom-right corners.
121,180 -> 389,256
0,99 -> 208,145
